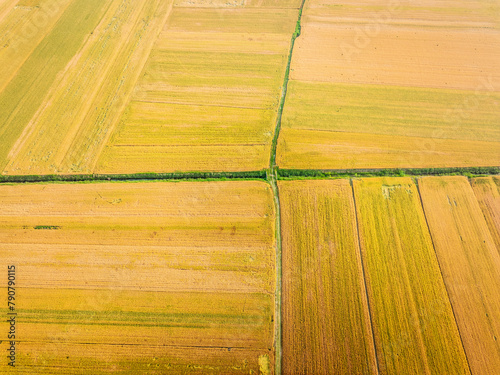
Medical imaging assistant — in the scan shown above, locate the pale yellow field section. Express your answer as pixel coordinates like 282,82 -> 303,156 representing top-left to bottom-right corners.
0,181 -> 276,374
96,1 -> 301,173
419,176 -> 500,375
2,0 -> 175,175
279,180 -> 377,374
0,0 -> 73,95
471,176 -> 500,253
278,0 -> 500,169
0,0 -> 111,173
353,177 -> 469,375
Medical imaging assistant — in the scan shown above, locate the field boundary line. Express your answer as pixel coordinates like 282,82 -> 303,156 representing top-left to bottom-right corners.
277,166 -> 500,179
0,170 -> 268,184
268,2 -> 306,373
414,177 -> 473,374
350,179 -> 381,375
269,175 -> 283,375
268,0 -> 305,171
1,166 -> 498,185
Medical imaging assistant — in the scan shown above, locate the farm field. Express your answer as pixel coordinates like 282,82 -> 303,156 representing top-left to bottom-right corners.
96,2 -> 301,173
471,176 -> 500,253
279,177 -> 495,374
419,176 -> 500,374
1,0 -> 499,373
277,0 -> 500,170
0,0 -> 73,96
352,177 -> 469,374
277,82 -> 500,169
3,0 -> 174,175
279,180 -> 377,374
0,181 -> 276,374
0,0 -> 302,176
0,0 -> 111,174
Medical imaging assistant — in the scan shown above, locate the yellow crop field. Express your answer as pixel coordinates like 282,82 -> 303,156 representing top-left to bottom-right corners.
278,0 -> 500,170
0,0 -> 73,95
0,0 -> 110,173
353,177 -> 469,374
3,0 -> 173,175
419,176 -> 500,374
471,176 -> 500,253
0,181 -> 276,373
279,180 -> 377,374
97,3 -> 300,173
278,82 -> 500,169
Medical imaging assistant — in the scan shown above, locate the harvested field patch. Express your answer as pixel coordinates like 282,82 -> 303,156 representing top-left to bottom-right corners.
292,0 -> 500,90
419,176 -> 500,374
279,180 -> 377,374
0,181 -> 276,373
353,177 -> 469,374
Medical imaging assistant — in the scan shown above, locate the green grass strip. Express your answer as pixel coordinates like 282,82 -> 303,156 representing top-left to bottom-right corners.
277,166 -> 500,179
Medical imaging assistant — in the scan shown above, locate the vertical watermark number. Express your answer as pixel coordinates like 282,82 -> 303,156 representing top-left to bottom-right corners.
7,265 -> 16,367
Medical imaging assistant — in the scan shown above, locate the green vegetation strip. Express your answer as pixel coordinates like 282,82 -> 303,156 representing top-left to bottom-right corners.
277,166 -> 500,179
1,167 -> 498,185
0,171 -> 268,184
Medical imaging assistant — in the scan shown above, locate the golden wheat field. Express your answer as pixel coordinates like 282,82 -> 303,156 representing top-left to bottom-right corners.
277,0 -> 500,170
277,82 -> 500,169
419,176 -> 500,375
0,181 -> 276,374
279,180 -> 377,374
352,177 -> 470,374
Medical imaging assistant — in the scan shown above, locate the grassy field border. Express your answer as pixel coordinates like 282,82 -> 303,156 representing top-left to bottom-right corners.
1,166 -> 498,185
269,0 -> 306,171
277,166 -> 500,179
0,170 -> 268,184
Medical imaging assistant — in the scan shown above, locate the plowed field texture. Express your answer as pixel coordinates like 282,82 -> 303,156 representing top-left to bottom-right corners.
277,0 -> 500,169
279,177 -> 500,374
0,181 -> 276,374
0,0 -> 303,175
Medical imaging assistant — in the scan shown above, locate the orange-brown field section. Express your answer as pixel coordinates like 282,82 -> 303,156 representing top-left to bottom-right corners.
0,181 -> 276,374
471,176 -> 500,253
279,180 -> 377,374
291,0 -> 500,90
419,176 -> 500,375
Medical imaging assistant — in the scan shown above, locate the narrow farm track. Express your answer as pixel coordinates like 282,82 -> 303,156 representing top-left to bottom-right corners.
268,2 -> 306,373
